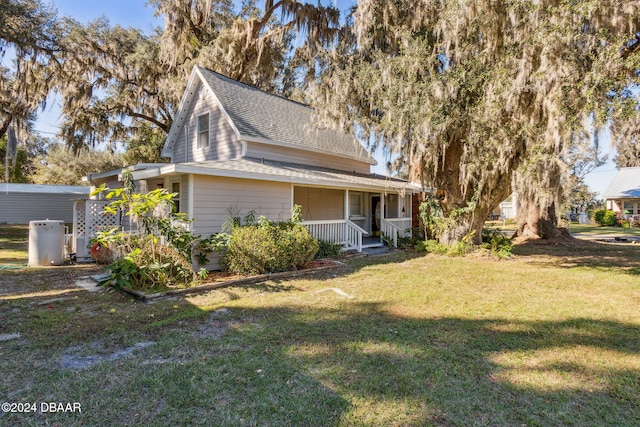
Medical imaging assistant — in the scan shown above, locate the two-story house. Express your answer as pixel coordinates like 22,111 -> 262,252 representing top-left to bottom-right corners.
81,66 -> 417,267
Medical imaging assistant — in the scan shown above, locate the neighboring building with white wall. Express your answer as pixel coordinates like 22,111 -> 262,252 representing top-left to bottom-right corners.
0,183 -> 90,224
603,167 -> 640,216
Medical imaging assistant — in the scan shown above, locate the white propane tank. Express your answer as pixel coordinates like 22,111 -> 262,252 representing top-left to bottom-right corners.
28,220 -> 65,267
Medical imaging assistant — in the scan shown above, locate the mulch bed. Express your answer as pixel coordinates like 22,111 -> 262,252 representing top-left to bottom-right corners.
121,259 -> 343,301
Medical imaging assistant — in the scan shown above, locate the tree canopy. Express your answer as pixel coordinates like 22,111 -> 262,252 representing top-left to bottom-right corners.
312,0 -> 640,243
48,0 -> 340,151
0,0 -> 60,138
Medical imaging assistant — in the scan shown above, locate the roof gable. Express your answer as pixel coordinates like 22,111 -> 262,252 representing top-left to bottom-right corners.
163,66 -> 375,165
602,167 -> 640,199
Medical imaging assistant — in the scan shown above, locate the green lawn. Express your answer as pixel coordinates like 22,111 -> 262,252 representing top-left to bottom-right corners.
1,235 -> 639,426
567,222 -> 640,236
485,220 -> 640,237
0,225 -> 28,266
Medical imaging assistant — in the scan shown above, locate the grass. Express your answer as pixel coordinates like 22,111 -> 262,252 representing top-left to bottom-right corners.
1,228 -> 640,426
567,222 -> 640,237
0,225 -> 28,266
485,220 -> 640,237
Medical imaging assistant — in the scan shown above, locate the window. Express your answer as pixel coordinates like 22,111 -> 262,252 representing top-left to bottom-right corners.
171,182 -> 180,213
349,193 -> 363,217
623,201 -> 634,214
197,113 -> 209,149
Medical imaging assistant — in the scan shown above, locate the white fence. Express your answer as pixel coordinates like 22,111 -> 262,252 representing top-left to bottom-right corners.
302,217 -> 412,251
301,219 -> 368,252
380,218 -> 412,248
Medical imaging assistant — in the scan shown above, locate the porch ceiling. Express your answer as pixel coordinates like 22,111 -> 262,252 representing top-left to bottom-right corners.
131,157 -> 420,193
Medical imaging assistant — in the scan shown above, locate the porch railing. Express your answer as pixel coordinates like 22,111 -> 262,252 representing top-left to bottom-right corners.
380,218 -> 412,247
301,219 -> 368,252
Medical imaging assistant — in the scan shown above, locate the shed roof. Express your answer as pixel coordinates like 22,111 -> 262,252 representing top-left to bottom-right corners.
163,66 -> 375,165
602,167 -> 640,199
0,183 -> 90,195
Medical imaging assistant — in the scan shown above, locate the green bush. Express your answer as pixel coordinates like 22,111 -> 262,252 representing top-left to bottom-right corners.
481,228 -> 513,258
92,172 -> 202,291
98,243 -> 197,290
316,239 -> 345,259
593,209 -> 617,226
419,239 -> 474,256
224,218 -> 319,275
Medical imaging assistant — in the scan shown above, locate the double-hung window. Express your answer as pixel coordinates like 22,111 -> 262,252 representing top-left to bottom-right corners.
197,113 -> 210,149
349,192 -> 364,218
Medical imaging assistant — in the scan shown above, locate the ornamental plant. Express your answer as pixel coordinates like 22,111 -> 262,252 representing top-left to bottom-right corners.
92,171 -> 205,290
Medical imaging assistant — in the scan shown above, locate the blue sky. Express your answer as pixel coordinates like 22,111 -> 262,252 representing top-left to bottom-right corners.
34,0 -> 617,194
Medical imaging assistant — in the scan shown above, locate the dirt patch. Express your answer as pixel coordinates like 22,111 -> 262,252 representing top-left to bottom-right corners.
60,341 -> 156,370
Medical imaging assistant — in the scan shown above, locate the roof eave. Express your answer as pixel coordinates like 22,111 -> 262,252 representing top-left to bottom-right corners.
156,163 -> 416,193
240,135 -> 377,166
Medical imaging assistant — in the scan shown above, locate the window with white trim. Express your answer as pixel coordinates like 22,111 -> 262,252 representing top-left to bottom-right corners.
197,113 -> 210,149
349,192 -> 363,217
171,182 -> 180,213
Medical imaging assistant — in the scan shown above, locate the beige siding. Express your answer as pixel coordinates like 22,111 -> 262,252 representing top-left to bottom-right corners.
173,82 -> 243,163
294,187 -> 344,221
245,141 -> 371,174
191,175 -> 292,236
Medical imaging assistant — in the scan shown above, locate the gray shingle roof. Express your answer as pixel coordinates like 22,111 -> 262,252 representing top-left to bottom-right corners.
602,167 -> 640,199
195,66 -> 375,164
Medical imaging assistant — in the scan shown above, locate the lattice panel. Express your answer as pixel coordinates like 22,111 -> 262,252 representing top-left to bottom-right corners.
75,201 -> 86,236
87,201 -> 119,238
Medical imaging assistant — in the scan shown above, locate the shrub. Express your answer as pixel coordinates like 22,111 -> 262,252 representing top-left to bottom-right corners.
316,239 -> 345,259
98,242 -> 197,290
136,243 -> 196,289
224,218 -> 319,275
397,227 -> 426,250
593,209 -> 617,226
419,238 -> 474,256
92,171 -> 202,291
420,239 -> 449,254
481,228 -> 513,258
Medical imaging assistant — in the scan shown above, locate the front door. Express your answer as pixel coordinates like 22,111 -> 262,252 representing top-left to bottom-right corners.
371,195 -> 380,235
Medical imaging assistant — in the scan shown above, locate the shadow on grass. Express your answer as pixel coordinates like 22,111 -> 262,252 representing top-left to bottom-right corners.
1,265 -> 640,426
211,302 -> 640,426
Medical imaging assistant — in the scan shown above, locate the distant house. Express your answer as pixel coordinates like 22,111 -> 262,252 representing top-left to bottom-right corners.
603,167 -> 640,216
0,183 -> 90,224
84,66 -> 418,267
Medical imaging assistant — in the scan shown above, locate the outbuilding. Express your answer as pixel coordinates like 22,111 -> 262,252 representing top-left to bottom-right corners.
0,183 -> 90,224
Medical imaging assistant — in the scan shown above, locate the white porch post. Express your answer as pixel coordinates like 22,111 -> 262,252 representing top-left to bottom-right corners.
187,174 -> 194,221
344,189 -> 349,248
398,194 -> 403,218
345,189 -> 349,220
380,193 -> 385,220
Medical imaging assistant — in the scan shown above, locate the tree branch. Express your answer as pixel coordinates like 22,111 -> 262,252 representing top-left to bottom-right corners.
125,109 -> 169,133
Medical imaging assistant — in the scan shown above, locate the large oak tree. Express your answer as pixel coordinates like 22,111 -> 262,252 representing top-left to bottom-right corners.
312,0 -> 640,244
53,0 -> 340,151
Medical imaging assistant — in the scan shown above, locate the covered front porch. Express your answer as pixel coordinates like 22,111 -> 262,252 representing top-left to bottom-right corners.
294,186 -> 412,252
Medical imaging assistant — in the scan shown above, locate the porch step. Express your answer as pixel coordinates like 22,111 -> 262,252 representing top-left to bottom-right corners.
362,242 -> 385,249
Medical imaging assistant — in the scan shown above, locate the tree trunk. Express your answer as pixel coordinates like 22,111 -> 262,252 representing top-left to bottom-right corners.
438,204 -> 493,246
515,199 -> 570,240
435,136 -> 514,245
